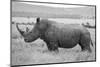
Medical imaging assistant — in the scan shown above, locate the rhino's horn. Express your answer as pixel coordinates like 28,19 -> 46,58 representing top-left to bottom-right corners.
16,23 -> 25,37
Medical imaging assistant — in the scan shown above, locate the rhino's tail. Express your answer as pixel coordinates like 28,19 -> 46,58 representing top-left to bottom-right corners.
91,39 -> 93,47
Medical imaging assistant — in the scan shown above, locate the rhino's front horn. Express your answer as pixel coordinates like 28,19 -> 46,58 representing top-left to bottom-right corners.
16,23 -> 26,37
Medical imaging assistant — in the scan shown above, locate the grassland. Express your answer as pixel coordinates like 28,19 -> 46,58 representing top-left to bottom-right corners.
11,19 -> 96,66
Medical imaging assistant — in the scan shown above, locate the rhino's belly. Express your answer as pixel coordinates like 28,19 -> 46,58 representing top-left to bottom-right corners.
58,35 -> 80,48
59,40 -> 78,48
57,29 -> 80,48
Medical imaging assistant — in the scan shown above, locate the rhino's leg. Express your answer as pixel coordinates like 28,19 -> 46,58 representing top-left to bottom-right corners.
47,41 -> 59,52
79,34 -> 92,53
79,43 -> 92,53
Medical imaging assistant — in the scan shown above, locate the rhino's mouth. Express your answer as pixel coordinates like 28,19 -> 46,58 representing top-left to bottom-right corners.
24,36 -> 39,43
24,39 -> 33,42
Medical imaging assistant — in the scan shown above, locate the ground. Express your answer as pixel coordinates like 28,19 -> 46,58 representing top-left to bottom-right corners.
11,19 -> 96,66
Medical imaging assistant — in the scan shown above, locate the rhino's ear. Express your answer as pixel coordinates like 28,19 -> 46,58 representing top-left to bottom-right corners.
36,17 -> 40,23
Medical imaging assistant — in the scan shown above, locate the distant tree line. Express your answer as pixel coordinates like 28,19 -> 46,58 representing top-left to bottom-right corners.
80,16 -> 95,19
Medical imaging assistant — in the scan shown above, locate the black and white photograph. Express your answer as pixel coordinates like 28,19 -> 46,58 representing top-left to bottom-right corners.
11,0 -> 96,67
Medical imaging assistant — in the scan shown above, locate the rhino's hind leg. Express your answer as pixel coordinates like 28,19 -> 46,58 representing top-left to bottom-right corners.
80,43 -> 92,53
79,33 -> 93,53
79,40 -> 92,53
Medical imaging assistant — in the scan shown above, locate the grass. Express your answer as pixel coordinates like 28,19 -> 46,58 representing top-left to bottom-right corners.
11,20 -> 96,66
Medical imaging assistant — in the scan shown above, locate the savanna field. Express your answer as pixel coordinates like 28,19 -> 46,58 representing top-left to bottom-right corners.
11,18 -> 96,66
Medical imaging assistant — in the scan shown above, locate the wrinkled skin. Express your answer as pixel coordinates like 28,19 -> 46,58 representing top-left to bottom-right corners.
16,17 -> 93,52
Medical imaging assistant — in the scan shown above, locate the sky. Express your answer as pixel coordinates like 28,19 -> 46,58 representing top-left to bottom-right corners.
22,2 -> 85,8
12,1 -> 95,18
12,0 -> 87,8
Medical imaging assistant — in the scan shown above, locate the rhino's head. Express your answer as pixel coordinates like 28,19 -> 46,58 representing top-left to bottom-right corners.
16,17 -> 49,42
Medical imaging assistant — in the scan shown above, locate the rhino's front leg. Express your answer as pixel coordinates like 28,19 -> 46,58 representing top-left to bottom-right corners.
47,41 -> 59,52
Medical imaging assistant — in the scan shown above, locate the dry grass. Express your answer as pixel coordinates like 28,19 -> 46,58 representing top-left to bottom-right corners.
11,20 -> 96,66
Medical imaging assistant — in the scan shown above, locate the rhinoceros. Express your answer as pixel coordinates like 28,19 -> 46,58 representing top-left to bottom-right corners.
16,17 -> 93,52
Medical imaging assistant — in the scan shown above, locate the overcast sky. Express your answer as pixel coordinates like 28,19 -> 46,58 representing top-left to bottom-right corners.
12,1 -> 95,18
22,2 -> 85,8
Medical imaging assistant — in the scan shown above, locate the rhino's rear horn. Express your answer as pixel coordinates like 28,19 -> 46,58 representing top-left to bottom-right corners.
16,23 -> 25,37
